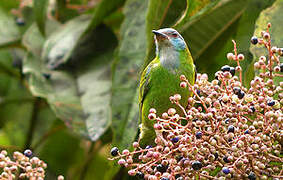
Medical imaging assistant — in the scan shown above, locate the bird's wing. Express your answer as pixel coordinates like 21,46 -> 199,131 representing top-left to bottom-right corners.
138,59 -> 158,121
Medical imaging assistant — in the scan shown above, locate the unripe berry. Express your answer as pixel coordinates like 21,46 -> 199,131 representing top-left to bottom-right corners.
227,53 -> 234,60
149,108 -> 156,114
180,75 -> 186,81
168,108 -> 176,115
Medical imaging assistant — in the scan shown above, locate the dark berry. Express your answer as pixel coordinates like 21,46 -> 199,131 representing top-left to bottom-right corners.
244,130 -> 249,134
196,89 -> 201,96
195,131 -> 202,139
223,156 -> 229,163
175,174 -> 181,179
161,178 -> 169,180
42,73 -> 51,79
135,172 -> 144,179
145,145 -> 152,149
222,167 -> 230,174
176,156 -> 184,162
156,164 -> 167,173
110,147 -> 119,156
176,177 -> 183,180
23,149 -> 32,157
280,63 -> 283,72
215,74 -> 219,80
237,91 -> 245,99
233,87 -> 241,95
15,17 -> 25,26
225,118 -> 230,124
250,36 -> 258,45
171,137 -> 179,143
214,152 -> 219,160
192,161 -> 202,170
250,106 -> 255,113
229,66 -> 235,76
227,125 -> 235,133
267,100 -> 275,106
192,118 -> 198,122
221,65 -> 231,72
248,172 -> 256,180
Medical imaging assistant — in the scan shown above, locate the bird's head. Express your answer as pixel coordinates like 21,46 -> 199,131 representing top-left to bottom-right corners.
152,28 -> 187,52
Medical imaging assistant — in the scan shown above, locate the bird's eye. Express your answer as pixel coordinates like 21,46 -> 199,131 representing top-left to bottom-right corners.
171,33 -> 178,38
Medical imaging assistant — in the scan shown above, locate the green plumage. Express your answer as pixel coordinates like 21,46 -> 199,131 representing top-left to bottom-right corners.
138,28 -> 195,147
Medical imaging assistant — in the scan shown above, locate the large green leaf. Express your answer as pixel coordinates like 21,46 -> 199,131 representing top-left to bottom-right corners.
22,20 -> 61,57
23,50 -> 114,141
174,0 -> 219,29
34,0 -> 49,35
177,0 -> 248,59
0,8 -> 21,48
42,15 -> 91,69
250,0 -> 283,84
42,0 -> 125,69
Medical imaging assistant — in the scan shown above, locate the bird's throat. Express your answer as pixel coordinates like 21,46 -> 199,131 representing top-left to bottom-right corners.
159,46 -> 180,71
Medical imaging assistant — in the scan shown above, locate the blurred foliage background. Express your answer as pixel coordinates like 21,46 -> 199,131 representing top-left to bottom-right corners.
0,0 -> 282,179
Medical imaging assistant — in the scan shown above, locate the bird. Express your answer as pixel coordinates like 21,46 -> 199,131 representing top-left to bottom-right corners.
138,28 -> 195,147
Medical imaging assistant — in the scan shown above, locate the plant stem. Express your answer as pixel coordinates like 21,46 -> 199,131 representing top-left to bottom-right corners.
24,97 -> 41,150
79,142 -> 96,180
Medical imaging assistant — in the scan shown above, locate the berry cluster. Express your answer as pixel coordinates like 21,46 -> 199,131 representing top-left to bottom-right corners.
0,149 -> 64,180
109,23 -> 282,179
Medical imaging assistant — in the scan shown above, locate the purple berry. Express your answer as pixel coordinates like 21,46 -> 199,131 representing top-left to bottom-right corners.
267,100 -> 275,106
192,161 -> 202,170
171,137 -> 179,143
110,147 -> 119,156
229,66 -> 235,76
221,65 -> 231,72
237,91 -> 245,99
156,164 -> 167,173
227,125 -> 235,133
195,131 -> 202,139
135,172 -> 144,179
222,167 -> 230,174
251,36 -> 258,45
248,172 -> 256,180
24,149 -> 32,157
145,145 -> 152,149
223,156 -> 229,163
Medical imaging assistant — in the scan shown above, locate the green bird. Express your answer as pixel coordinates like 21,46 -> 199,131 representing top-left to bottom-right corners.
138,28 -> 196,147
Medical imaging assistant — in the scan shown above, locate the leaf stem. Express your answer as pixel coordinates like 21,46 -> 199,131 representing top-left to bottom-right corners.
24,97 -> 41,150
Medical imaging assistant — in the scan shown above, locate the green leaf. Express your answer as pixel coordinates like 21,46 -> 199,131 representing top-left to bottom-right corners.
250,0 -> 283,86
24,49 -> 114,141
174,0 -> 219,29
177,0 -> 248,59
42,15 -> 91,69
86,0 -> 126,32
34,0 -> 49,35
22,20 -> 61,57
0,8 -> 21,48
42,0 -> 125,69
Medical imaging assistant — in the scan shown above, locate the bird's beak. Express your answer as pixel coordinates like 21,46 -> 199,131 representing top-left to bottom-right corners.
152,30 -> 168,39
